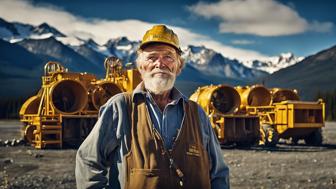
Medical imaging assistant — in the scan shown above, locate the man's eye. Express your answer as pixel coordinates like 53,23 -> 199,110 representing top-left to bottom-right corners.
147,56 -> 157,62
164,56 -> 174,62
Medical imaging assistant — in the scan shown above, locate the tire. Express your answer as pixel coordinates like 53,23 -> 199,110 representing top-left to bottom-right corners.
236,141 -> 252,148
262,124 -> 279,147
291,137 -> 300,145
24,125 -> 36,144
304,128 -> 323,146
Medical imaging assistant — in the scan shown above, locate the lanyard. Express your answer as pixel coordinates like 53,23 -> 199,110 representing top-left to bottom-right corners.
167,151 -> 184,187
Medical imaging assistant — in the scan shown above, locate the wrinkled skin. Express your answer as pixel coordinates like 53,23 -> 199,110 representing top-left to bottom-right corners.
136,44 -> 184,110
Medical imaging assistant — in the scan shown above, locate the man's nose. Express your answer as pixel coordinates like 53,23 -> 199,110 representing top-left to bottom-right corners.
154,56 -> 167,69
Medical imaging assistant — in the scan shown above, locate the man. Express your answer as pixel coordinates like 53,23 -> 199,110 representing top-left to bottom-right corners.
76,25 -> 230,189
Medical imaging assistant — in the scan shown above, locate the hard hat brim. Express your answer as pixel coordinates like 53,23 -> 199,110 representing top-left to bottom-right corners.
139,41 -> 182,54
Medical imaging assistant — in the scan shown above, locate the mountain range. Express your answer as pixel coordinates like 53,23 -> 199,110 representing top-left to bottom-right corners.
244,53 -> 304,73
263,45 -> 336,100
0,17 -> 265,98
0,17 -> 335,101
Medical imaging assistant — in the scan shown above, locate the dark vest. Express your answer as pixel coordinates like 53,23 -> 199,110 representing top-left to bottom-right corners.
124,93 -> 211,189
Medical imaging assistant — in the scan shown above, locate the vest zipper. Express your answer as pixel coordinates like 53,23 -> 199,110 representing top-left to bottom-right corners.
144,101 -> 186,187
170,101 -> 186,150
143,100 -> 186,152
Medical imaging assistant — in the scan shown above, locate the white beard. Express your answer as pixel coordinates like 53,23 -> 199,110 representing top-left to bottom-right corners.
141,68 -> 176,95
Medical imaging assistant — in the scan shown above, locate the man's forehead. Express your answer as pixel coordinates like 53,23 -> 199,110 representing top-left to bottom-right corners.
142,44 -> 177,54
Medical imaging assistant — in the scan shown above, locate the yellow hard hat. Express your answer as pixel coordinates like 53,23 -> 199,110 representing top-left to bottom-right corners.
140,24 -> 182,53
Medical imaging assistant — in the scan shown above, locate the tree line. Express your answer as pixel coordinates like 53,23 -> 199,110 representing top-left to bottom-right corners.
315,90 -> 336,121
0,98 -> 26,119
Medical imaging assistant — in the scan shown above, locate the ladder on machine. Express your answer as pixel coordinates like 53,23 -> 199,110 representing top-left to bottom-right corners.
34,115 -> 62,149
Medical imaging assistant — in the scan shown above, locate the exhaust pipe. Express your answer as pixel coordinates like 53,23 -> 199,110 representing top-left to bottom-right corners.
236,85 -> 272,109
91,81 -> 123,110
50,79 -> 88,114
190,84 -> 241,114
270,88 -> 299,103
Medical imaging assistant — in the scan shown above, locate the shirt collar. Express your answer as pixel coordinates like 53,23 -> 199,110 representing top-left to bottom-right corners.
132,82 -> 188,104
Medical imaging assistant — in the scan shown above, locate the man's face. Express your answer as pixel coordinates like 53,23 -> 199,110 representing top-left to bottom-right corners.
137,44 -> 182,94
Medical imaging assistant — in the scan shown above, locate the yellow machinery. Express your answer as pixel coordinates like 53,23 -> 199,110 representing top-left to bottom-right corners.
190,84 -> 260,146
19,57 -> 141,149
235,85 -> 273,111
239,86 -> 325,147
270,88 -> 300,103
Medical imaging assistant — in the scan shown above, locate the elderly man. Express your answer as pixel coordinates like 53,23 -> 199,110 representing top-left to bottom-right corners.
76,25 -> 230,189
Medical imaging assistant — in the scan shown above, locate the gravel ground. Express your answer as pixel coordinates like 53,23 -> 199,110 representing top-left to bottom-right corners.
0,120 -> 336,189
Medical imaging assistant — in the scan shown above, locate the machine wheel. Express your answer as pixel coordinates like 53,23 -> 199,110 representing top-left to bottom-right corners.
262,125 -> 279,147
236,141 -> 253,148
24,125 -> 36,144
291,137 -> 300,145
304,129 -> 323,146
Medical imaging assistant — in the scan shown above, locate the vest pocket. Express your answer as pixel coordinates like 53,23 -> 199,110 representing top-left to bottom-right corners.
183,144 -> 211,189
127,168 -> 168,189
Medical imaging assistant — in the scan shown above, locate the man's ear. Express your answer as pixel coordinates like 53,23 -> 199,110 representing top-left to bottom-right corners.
176,57 -> 185,76
136,51 -> 145,72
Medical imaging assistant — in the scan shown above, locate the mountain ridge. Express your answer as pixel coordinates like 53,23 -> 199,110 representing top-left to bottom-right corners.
263,45 -> 336,100
1,17 -> 335,101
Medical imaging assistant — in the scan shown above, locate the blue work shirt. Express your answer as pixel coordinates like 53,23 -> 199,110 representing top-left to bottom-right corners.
145,87 -> 184,150
76,82 -> 230,189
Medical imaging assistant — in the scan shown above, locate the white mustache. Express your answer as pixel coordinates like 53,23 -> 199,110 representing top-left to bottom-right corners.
141,67 -> 176,94
150,68 -> 173,76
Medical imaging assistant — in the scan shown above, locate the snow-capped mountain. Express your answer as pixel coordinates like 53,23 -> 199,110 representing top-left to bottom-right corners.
0,17 -> 305,78
31,23 -> 65,37
243,53 -> 304,73
0,17 -> 269,79
263,45 -> 336,100
0,18 -> 65,43
0,17 -> 275,98
183,45 -> 268,79
0,18 -> 33,40
105,37 -> 139,63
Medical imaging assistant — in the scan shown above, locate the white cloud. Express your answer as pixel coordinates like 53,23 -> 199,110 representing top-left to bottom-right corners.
231,39 -> 255,45
0,0 -> 152,44
308,20 -> 334,33
188,0 -> 334,36
0,0 -> 268,61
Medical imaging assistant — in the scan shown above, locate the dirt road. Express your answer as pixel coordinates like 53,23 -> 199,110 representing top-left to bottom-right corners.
0,120 -> 336,189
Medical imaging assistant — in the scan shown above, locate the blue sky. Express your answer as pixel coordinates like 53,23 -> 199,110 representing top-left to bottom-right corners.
1,0 -> 335,61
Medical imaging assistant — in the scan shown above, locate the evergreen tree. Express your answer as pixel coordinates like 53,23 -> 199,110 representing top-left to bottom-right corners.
315,90 -> 336,121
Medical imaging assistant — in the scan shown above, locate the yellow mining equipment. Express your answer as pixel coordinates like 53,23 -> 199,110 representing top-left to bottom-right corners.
190,84 -> 260,146
241,86 -> 325,147
19,57 -> 141,149
90,57 -> 141,110
235,84 -> 273,110
270,88 -> 300,103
